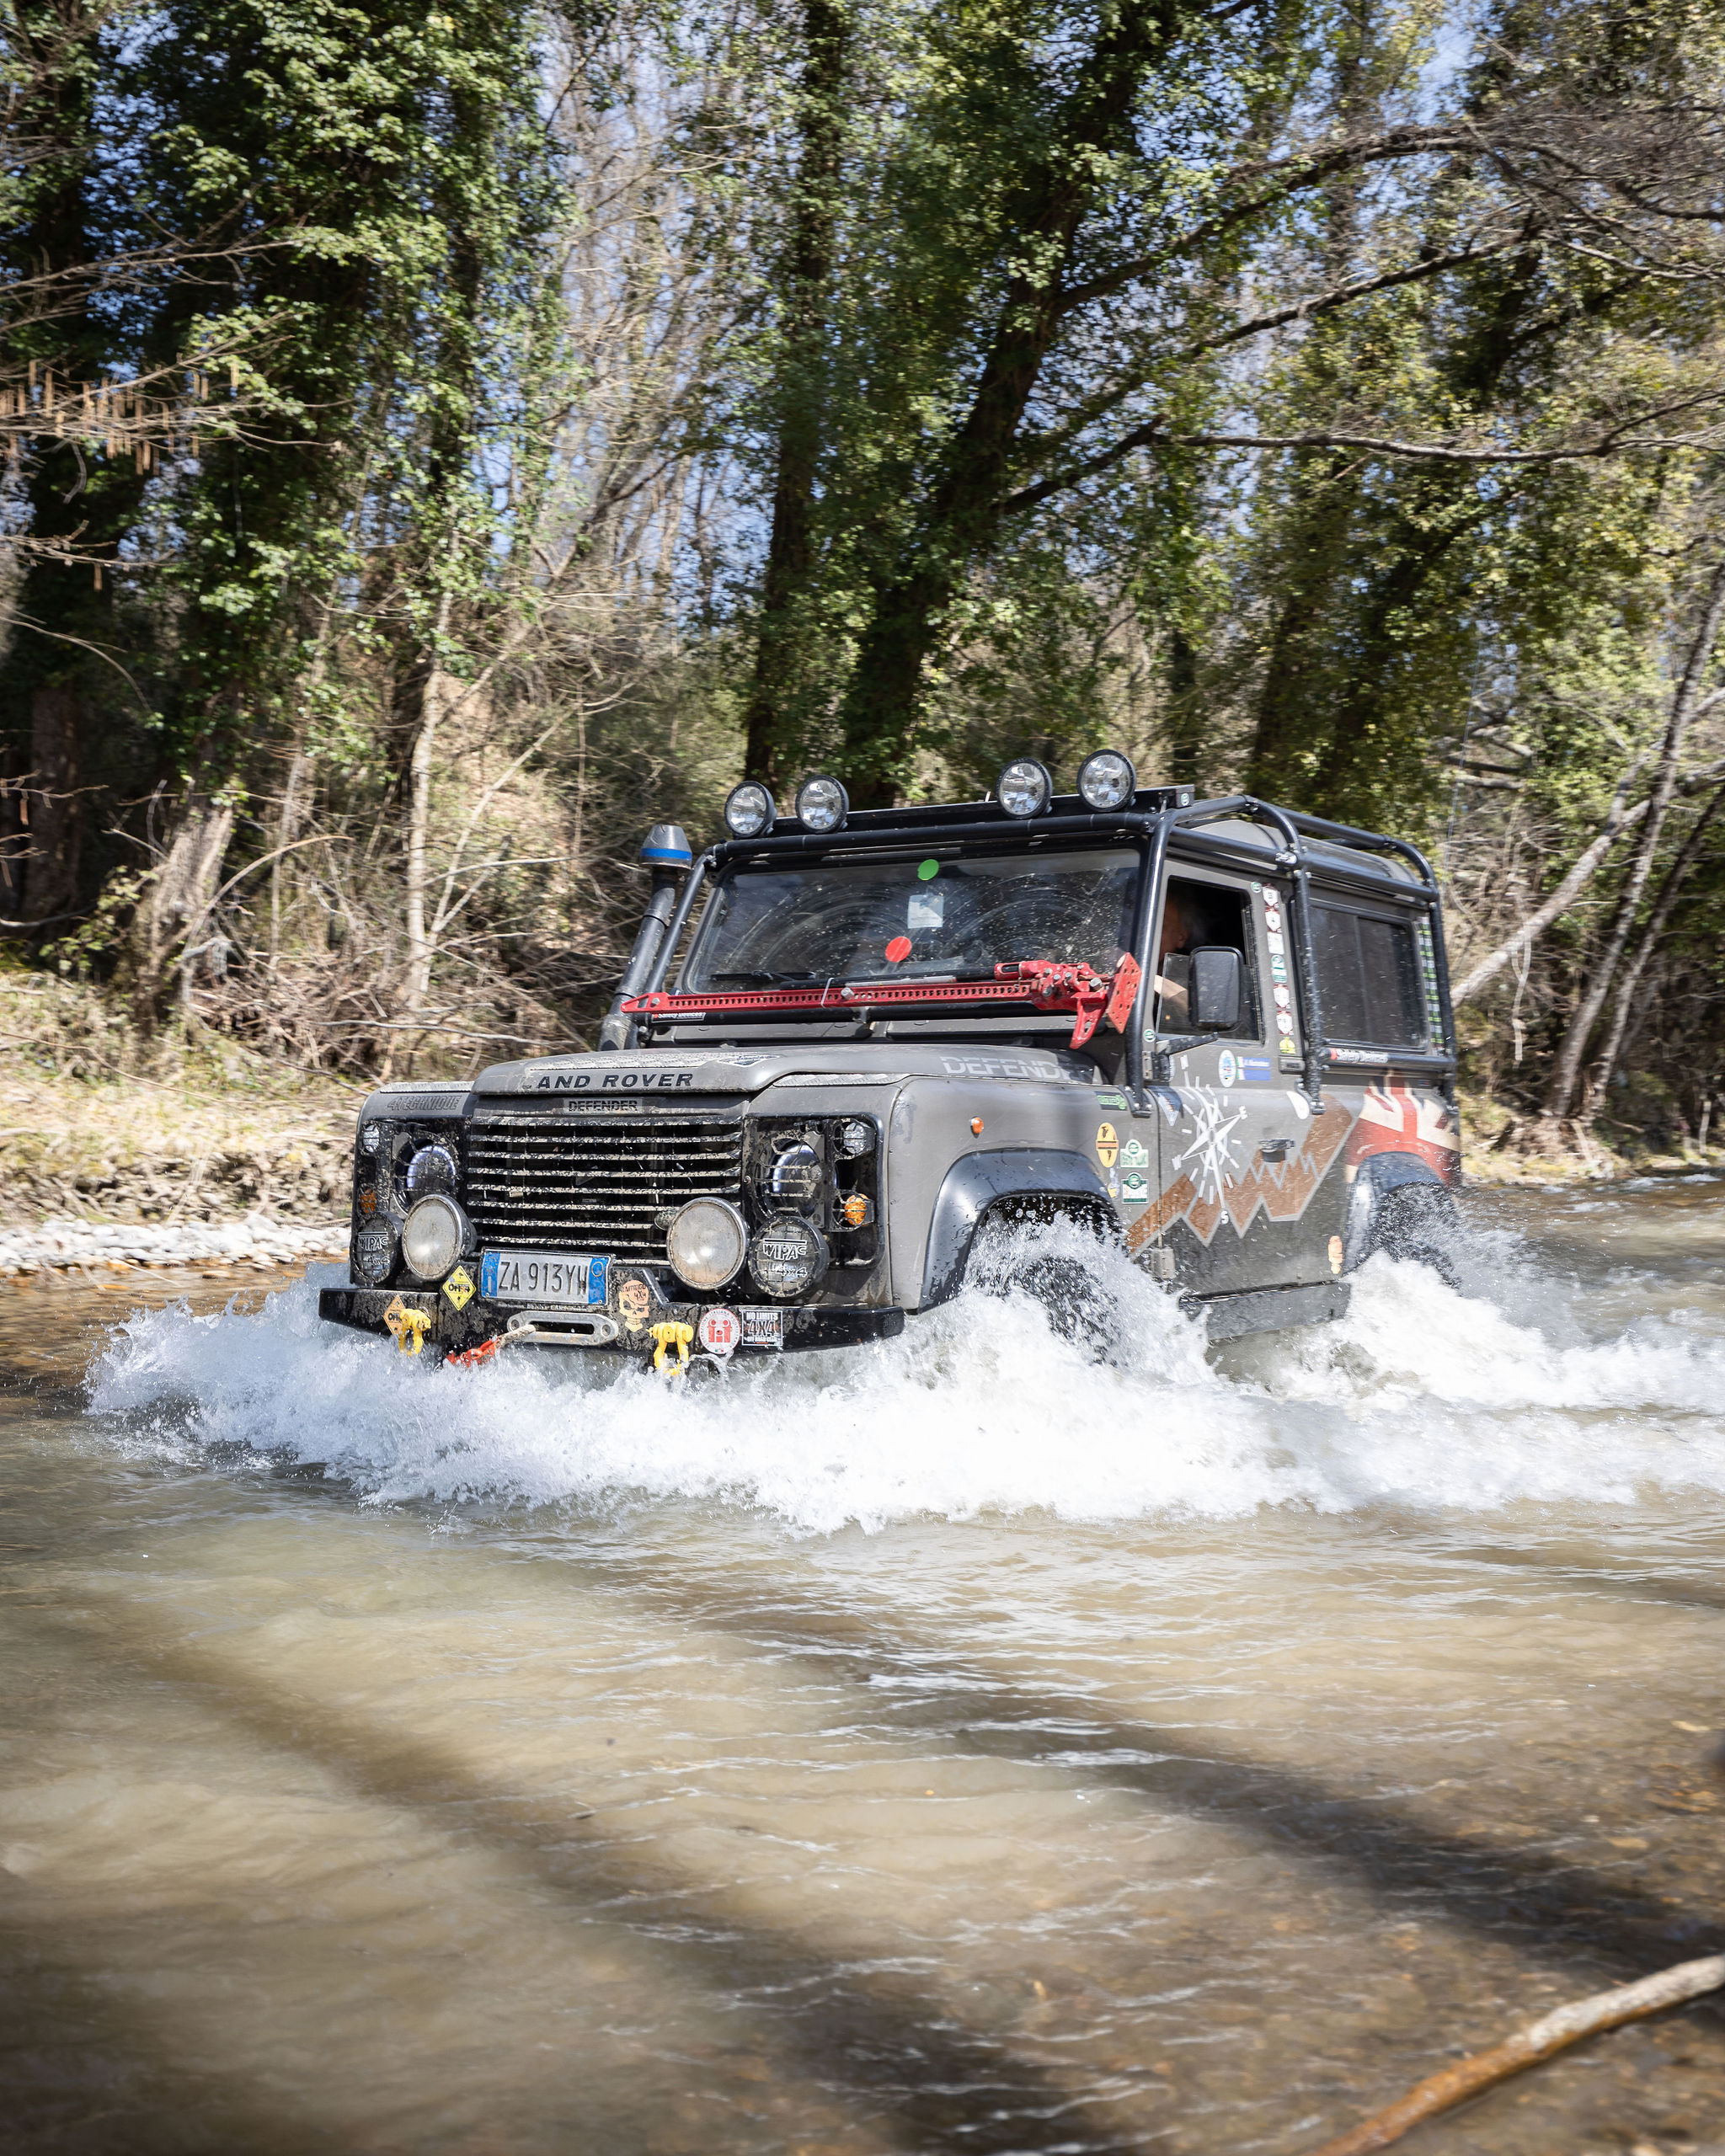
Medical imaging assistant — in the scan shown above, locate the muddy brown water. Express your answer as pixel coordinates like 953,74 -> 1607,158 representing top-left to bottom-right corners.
2,1182 -> 1722,2155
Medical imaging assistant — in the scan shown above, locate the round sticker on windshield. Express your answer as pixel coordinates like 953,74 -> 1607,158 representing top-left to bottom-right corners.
884,936 -> 912,963
917,859 -> 939,881
1218,1049 -> 1236,1086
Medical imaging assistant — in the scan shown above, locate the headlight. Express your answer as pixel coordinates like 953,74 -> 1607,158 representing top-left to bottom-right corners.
665,1197 -> 748,1289
794,774 -> 848,833
354,1220 -> 394,1283
405,1142 -> 458,1198
724,781 -> 776,838
1076,748 -> 1137,809
768,1137 -> 821,1203
749,1214 -> 830,1299
401,1194 -> 467,1280
996,756 -> 1052,819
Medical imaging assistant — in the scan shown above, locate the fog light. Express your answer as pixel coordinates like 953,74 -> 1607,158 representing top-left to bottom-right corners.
360,1122 -> 383,1155
996,756 -> 1052,818
749,1214 -> 830,1299
836,1118 -> 874,1157
401,1194 -> 467,1280
405,1142 -> 457,1198
665,1197 -> 748,1289
354,1219 -> 394,1283
794,774 -> 849,833
724,781 -> 776,838
1076,748 -> 1137,809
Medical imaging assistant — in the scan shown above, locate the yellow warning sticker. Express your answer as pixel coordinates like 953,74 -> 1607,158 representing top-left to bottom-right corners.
1095,1121 -> 1119,1167
442,1264 -> 475,1310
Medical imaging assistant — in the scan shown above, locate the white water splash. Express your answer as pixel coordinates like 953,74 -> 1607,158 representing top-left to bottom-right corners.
86,1219 -> 1725,1534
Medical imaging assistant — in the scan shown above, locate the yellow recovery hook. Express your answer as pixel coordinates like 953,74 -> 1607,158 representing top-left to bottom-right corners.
651,1320 -> 693,1377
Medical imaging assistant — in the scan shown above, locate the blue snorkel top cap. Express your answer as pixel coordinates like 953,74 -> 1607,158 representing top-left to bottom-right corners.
639,823 -> 693,868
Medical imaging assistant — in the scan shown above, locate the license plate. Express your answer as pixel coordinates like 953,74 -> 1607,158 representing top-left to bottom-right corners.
479,1250 -> 610,1306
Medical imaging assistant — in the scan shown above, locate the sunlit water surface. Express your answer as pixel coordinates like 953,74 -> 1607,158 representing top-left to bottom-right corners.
3,1180 -> 1723,2155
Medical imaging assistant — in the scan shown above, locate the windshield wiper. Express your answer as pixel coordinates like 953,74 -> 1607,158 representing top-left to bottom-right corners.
707,969 -> 818,986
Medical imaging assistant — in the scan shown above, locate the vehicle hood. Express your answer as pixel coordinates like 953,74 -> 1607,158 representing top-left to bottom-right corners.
473,1042 -> 1098,1097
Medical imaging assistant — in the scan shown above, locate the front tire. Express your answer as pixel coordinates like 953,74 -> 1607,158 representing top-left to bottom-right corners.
965,1206 -> 1116,1354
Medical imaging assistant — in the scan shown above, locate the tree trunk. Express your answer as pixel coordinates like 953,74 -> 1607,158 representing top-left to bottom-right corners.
741,0 -> 849,790
1579,774 -> 1725,1124
403,650 -> 453,1017
23,680 -> 82,921
128,791 -> 236,1031
1543,549 -> 1725,1128
836,0 -> 1176,800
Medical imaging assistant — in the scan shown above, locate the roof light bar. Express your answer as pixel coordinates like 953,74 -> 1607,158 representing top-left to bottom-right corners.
794,773 -> 849,834
1076,748 -> 1136,810
723,781 -> 776,839
996,756 -> 1053,819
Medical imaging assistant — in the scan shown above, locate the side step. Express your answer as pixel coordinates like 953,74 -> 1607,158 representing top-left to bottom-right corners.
1184,1278 -> 1350,1342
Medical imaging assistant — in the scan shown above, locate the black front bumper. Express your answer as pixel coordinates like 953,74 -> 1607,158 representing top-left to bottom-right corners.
318,1286 -> 905,1358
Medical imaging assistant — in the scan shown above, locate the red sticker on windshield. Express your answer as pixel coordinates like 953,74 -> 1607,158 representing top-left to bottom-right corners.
884,936 -> 912,963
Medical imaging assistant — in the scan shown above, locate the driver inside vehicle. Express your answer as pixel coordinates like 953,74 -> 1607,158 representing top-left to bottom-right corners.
1154,888 -> 1196,1027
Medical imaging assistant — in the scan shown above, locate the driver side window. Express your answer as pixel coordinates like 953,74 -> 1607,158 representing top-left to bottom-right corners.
1154,877 -> 1261,1040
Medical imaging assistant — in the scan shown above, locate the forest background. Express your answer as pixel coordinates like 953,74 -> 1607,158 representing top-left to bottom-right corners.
4,0 -> 1725,1183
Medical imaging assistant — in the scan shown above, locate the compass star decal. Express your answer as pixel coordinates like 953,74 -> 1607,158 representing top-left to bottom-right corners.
1170,1082 -> 1248,1205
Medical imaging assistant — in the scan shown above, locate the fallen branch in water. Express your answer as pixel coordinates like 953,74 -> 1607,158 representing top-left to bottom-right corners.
1306,1951 -> 1725,2156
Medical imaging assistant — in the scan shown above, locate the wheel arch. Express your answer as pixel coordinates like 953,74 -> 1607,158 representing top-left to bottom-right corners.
1343,1151 -> 1455,1273
919,1147 -> 1115,1310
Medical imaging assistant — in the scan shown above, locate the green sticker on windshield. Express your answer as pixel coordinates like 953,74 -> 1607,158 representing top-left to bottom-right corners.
916,858 -> 939,881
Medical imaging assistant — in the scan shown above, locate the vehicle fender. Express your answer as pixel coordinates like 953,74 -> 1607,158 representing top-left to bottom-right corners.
919,1148 -> 1114,1310
1343,1151 -> 1451,1271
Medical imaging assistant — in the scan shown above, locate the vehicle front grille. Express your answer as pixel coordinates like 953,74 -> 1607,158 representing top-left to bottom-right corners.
463,1117 -> 745,1260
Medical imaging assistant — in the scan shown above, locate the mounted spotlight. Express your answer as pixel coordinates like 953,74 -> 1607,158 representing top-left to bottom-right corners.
996,756 -> 1054,819
794,773 -> 849,833
1076,748 -> 1137,810
723,781 -> 777,839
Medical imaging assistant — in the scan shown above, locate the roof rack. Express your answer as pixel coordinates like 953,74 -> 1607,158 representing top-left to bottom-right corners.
632,788 -> 1456,1111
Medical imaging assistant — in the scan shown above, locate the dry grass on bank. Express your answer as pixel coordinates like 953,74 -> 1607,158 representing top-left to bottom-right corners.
2,971 -> 363,1229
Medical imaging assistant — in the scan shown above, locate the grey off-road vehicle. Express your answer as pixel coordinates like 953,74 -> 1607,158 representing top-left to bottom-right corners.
319,754 -> 1461,1369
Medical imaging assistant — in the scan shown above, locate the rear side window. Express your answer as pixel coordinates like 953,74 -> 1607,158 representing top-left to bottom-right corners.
1311,905 -> 1423,1047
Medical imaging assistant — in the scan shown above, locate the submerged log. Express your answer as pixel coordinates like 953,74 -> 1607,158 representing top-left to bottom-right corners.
1306,1952 -> 1725,2156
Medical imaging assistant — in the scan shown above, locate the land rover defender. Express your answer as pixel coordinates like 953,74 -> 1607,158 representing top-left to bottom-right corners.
318,755 -> 1461,1367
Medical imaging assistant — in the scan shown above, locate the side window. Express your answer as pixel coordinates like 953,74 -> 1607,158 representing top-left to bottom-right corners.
1155,876 -> 1262,1040
1311,904 -> 1423,1046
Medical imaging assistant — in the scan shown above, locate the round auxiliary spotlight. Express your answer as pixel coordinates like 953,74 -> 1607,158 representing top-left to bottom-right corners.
996,756 -> 1054,819
723,781 -> 777,839
1076,747 -> 1137,811
794,773 -> 849,834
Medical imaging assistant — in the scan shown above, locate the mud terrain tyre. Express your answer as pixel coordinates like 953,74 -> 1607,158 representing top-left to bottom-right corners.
966,1206 -> 1116,1355
1364,1183 -> 1461,1289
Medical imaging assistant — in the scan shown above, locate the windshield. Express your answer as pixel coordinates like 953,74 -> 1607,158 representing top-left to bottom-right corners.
682,847 -> 1143,989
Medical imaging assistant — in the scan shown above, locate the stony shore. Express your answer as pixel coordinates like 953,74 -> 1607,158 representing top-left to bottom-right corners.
0,1212 -> 346,1278
1,1042 -> 360,1281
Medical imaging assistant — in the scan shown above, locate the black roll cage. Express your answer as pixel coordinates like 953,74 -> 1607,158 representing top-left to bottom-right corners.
638,792 -> 1457,1113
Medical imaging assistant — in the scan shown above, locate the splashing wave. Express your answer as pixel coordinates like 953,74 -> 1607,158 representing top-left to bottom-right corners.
86,1222 -> 1725,1533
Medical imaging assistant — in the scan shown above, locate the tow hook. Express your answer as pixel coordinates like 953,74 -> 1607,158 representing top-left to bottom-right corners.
651,1321 -> 693,1376
385,1298 -> 433,1355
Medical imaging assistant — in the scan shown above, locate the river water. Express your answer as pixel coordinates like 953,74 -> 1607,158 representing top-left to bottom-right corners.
3,1180 -> 1723,2156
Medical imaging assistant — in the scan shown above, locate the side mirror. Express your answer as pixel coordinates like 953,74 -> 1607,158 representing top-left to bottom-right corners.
1189,946 -> 1242,1031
